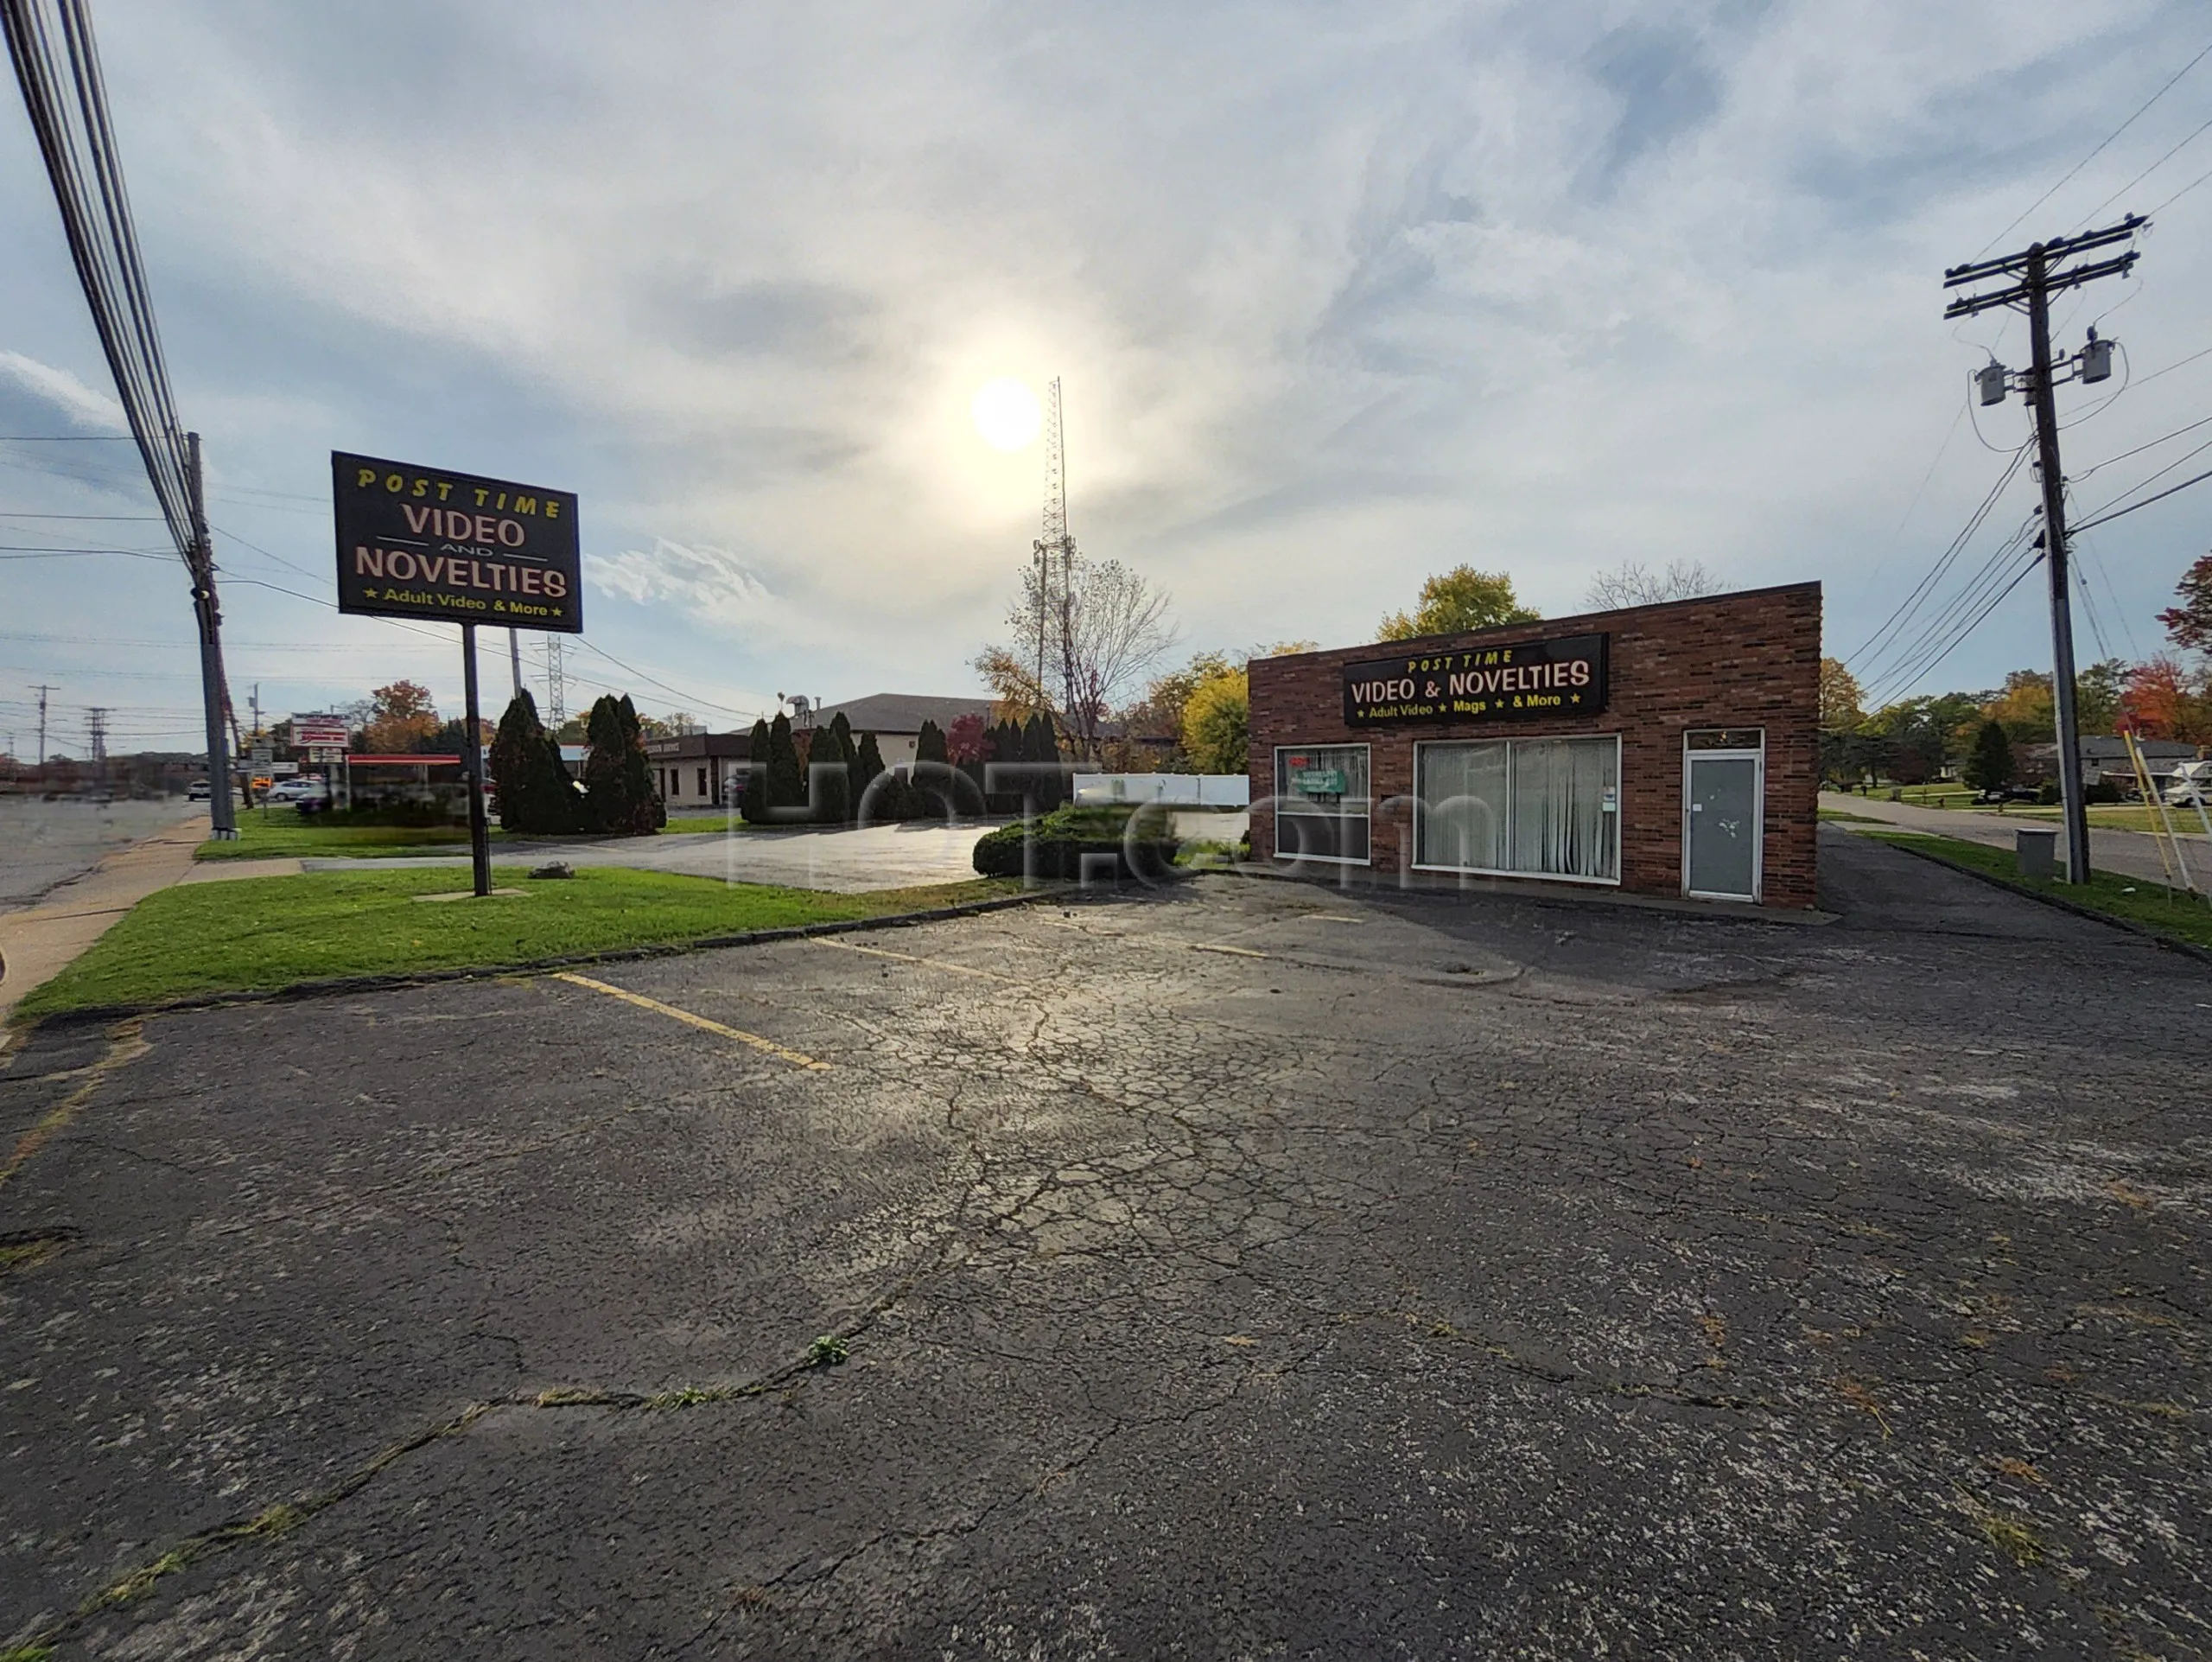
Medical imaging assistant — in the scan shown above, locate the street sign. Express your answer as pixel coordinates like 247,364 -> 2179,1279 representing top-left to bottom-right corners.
331,451 -> 582,633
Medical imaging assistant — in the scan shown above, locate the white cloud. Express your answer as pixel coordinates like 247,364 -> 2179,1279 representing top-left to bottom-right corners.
0,348 -> 127,431
585,539 -> 777,630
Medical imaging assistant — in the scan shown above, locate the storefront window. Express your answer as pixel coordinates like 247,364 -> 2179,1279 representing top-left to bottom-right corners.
1415,736 -> 1619,882
1274,744 -> 1370,863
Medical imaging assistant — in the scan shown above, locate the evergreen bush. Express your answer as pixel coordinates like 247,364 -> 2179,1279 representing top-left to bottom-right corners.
581,694 -> 663,835
812,713 -> 856,823
971,804 -> 1179,880
488,690 -> 582,835
765,713 -> 804,817
739,718 -> 772,823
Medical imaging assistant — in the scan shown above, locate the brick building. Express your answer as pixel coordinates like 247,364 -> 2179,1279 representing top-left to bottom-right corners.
1247,583 -> 1821,908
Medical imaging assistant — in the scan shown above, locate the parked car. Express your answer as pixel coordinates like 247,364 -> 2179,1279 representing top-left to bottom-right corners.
186,779 -> 212,801
2164,760 -> 2212,808
266,777 -> 330,810
1975,786 -> 2039,805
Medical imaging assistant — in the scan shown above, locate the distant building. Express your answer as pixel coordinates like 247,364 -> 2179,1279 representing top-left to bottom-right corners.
639,693 -> 995,810
2018,735 -> 2203,789
642,730 -> 753,810
810,693 -> 994,770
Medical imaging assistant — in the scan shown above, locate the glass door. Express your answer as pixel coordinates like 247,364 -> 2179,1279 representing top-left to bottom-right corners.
1683,750 -> 1763,901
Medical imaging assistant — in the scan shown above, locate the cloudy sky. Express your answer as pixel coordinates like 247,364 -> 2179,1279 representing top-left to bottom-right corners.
2,0 -> 2209,753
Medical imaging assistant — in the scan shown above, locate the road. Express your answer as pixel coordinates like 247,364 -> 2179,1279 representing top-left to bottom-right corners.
2,830 -> 2206,1658
0,798 -> 202,912
1822,789 -> 2212,886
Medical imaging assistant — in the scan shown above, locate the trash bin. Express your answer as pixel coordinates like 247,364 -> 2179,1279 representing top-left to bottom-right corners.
2016,827 -> 2057,881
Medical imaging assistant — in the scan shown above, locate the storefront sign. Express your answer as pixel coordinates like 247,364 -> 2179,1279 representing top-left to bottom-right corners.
332,451 -> 582,633
1342,634 -> 1608,726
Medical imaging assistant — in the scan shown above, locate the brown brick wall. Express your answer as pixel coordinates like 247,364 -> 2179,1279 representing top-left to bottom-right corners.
1247,583 -> 1821,908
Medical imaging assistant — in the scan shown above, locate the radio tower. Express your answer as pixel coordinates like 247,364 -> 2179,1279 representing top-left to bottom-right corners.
1032,378 -> 1077,711
541,636 -> 567,725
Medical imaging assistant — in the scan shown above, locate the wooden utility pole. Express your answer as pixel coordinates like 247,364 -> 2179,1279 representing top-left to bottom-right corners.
186,432 -> 238,837
1943,215 -> 2142,884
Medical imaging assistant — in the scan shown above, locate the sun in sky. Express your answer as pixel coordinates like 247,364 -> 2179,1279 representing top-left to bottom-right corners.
970,378 -> 1042,451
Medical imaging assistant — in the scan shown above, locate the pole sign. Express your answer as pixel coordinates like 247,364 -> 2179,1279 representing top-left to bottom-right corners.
1342,633 -> 1608,727
291,716 -> 350,750
332,452 -> 582,633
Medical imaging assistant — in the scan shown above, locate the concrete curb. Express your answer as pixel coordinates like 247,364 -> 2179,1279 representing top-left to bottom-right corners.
10,884 -> 1087,1033
1192,861 -> 1838,927
1870,832 -> 2212,969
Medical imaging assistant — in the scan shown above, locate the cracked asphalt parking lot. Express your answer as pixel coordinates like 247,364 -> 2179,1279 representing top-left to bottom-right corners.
2,829 -> 2207,1659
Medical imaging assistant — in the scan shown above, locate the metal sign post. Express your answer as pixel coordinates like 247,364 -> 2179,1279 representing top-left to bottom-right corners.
461,623 -> 492,898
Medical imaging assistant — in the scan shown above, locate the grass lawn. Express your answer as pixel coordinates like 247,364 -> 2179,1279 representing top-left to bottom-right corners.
196,812 -> 740,861
16,866 -> 1024,1020
2002,804 -> 2212,835
1817,807 -> 1886,824
1861,830 -> 2212,952
198,813 -> 486,860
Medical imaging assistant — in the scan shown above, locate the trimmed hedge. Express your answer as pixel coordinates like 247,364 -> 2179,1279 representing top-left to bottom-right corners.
972,806 -> 1179,880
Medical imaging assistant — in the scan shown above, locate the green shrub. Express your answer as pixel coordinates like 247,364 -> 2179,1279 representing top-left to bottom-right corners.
972,805 -> 1179,880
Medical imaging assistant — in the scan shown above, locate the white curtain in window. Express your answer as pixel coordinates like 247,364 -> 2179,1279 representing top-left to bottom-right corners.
1418,737 -> 1617,879
1509,738 -> 1618,880
1415,742 -> 1508,870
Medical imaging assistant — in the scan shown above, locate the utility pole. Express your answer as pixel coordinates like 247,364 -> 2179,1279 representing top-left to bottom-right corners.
32,682 -> 51,766
186,432 -> 238,837
86,704 -> 106,792
249,683 -> 261,742
508,627 -> 523,702
1943,214 -> 2142,886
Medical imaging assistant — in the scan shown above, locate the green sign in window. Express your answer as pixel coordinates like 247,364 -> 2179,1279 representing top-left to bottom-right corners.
1294,769 -> 1347,796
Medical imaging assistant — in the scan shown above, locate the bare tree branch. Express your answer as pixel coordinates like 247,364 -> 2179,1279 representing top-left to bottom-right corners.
978,556 -> 1178,761
1584,558 -> 1725,610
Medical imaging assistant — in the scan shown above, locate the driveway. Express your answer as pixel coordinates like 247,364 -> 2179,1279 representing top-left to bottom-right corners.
1823,789 -> 2212,885
3,830 -> 2206,1658
304,820 -> 1001,893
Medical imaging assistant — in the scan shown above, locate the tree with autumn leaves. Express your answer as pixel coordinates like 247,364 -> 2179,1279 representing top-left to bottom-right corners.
2117,552 -> 2212,742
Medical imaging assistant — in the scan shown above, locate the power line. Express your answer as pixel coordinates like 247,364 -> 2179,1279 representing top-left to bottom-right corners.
571,638 -> 760,722
1847,442 -> 2030,669
2147,161 -> 2212,218
1974,37 -> 2212,258
1866,550 -> 2047,708
2137,341 -> 2212,386
3,0 -> 239,832
2079,430 -> 2212,519
2072,410 -> 2212,480
2075,113 -> 2212,227
1860,516 -> 2043,706
2072,463 -> 2212,532
0,432 -> 131,441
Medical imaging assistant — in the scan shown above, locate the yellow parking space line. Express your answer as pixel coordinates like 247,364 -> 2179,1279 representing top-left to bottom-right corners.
0,1020 -> 148,1194
550,973 -> 830,1071
1191,942 -> 1270,958
808,936 -> 1023,984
